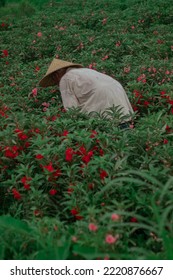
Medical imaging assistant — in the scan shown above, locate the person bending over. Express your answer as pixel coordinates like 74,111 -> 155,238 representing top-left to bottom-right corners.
39,58 -> 134,123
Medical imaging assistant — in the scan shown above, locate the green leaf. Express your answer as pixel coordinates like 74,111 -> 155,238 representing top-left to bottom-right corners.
0,215 -> 33,235
73,245 -> 101,259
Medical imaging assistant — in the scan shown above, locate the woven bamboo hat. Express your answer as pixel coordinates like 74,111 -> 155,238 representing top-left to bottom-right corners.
39,58 -> 83,87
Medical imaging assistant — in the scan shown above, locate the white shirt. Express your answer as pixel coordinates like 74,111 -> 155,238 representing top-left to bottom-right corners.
59,68 -> 134,119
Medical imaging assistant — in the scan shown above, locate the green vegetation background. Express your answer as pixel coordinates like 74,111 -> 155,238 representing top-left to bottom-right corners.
0,0 -> 173,260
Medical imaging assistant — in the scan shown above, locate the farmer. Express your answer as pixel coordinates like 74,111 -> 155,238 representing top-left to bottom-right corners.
39,58 -> 134,124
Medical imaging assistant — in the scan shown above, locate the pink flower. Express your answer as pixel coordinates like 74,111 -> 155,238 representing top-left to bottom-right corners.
111,213 -> 120,221
102,18 -> 107,25
88,223 -> 98,232
72,236 -> 77,242
137,74 -> 146,83
42,102 -> 50,107
129,124 -> 134,129
37,32 -> 42,37
124,66 -> 130,73
102,55 -> 109,61
115,41 -> 121,47
165,70 -> 170,75
88,62 -> 97,69
105,234 -> 119,244
32,88 -> 38,97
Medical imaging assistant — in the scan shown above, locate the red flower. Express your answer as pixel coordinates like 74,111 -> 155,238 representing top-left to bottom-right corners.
168,99 -> 173,106
130,217 -> 138,223
163,139 -> 168,144
12,188 -> 21,200
67,188 -> 74,195
132,106 -> 138,112
51,169 -> 60,178
82,151 -> 94,164
65,147 -> 74,162
14,129 -> 28,140
71,208 -> 79,216
21,176 -> 32,190
166,125 -> 171,132
49,189 -> 57,195
23,183 -> 30,190
88,183 -> 94,190
143,101 -> 150,107
50,115 -> 56,121
62,130 -> 69,137
35,66 -> 40,72
160,91 -> 166,97
4,146 -> 19,158
34,210 -> 41,216
99,149 -> 104,156
157,39 -> 164,44
100,169 -> 108,180
14,129 -> 21,133
75,215 -> 83,220
77,145 -> 87,155
90,130 -> 97,138
34,128 -> 40,133
43,162 -> 54,172
2,49 -> 8,57
24,142 -> 30,148
21,176 -> 31,184
35,154 -> 44,159
19,133 -> 28,140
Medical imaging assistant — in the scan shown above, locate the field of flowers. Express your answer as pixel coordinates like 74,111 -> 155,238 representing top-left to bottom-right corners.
0,0 -> 173,260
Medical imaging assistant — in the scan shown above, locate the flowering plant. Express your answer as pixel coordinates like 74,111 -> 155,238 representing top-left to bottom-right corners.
0,0 -> 173,260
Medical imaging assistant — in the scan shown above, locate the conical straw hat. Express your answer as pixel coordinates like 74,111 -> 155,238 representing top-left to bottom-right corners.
39,58 -> 83,87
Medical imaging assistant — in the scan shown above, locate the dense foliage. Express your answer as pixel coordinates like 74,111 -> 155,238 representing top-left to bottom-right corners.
0,0 -> 173,260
